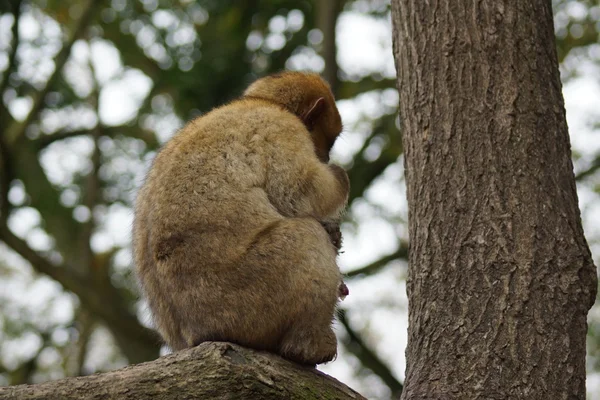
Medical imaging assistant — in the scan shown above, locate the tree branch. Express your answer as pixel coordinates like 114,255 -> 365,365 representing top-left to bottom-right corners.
0,0 -> 22,218
347,114 -> 403,205
575,156 -> 600,181
80,62 -> 101,275
0,141 -> 11,219
345,243 -> 408,278
0,221 -> 160,363
0,342 -> 366,400
73,309 -> 95,377
0,221 -> 88,291
338,310 -> 403,397
12,142 -> 85,261
317,0 -> 342,95
4,0 -> 103,145
35,129 -> 93,149
337,77 -> 396,100
0,0 -> 22,124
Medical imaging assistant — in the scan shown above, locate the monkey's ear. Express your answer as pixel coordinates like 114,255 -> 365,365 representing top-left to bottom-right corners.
301,97 -> 326,130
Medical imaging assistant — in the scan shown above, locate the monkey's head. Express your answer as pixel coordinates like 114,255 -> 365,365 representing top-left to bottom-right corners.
244,72 -> 342,163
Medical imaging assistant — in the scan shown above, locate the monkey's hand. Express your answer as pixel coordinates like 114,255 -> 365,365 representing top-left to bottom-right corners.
321,220 -> 342,252
328,164 -> 350,199
338,281 -> 349,300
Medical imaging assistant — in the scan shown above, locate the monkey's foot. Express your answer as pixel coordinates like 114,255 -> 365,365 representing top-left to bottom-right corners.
279,327 -> 337,365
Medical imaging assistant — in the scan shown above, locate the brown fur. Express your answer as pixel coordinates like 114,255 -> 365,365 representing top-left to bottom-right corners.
133,72 -> 349,365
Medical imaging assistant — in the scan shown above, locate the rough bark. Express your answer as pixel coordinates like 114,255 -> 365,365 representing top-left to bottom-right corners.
0,342 -> 365,400
391,1 -> 597,399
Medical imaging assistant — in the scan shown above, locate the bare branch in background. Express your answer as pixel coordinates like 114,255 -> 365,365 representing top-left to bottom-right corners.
35,126 -> 159,150
80,59 -> 102,276
0,221 -> 160,364
346,243 -> 408,278
338,309 -> 403,397
337,77 -> 397,100
347,117 -> 403,204
72,309 -> 95,377
575,156 -> 600,181
0,142 -> 11,219
4,0 -> 103,145
0,221 -> 88,291
317,0 -> 342,95
0,0 -> 22,123
0,1 -> 22,218
35,129 -> 93,149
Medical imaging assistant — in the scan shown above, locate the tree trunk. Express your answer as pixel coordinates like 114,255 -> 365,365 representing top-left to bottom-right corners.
391,1 -> 597,399
0,343 -> 365,400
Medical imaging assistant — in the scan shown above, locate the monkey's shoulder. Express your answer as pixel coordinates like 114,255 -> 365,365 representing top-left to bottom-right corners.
207,98 -> 307,134
164,99 -> 312,155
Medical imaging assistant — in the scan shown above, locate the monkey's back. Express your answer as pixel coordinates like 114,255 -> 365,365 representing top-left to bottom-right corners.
133,99 -> 327,350
136,99 -> 313,259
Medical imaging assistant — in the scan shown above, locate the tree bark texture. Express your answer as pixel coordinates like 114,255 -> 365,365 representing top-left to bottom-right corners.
0,342 -> 365,400
391,1 -> 597,399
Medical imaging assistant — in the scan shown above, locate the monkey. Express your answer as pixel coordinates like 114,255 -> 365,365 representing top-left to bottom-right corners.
133,71 -> 349,366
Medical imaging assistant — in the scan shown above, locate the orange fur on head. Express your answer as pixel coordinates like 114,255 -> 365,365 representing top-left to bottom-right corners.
244,72 -> 343,163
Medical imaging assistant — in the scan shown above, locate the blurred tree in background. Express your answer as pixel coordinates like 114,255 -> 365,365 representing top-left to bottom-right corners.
0,0 -> 598,398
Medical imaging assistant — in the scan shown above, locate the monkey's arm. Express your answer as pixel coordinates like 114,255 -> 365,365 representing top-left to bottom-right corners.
265,145 -> 349,219
305,162 -> 349,218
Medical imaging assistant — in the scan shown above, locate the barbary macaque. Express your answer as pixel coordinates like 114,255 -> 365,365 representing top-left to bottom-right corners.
133,72 -> 349,365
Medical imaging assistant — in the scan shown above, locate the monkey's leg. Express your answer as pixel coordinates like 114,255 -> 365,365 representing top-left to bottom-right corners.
278,316 -> 338,365
151,294 -> 188,351
246,217 -> 341,365
135,229 -> 188,351
164,217 -> 341,363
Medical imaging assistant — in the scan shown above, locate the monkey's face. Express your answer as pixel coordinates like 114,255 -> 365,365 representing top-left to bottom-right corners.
301,85 -> 342,164
309,103 -> 342,164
